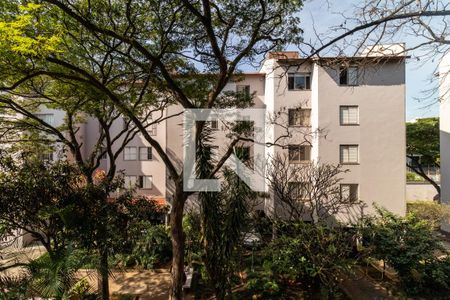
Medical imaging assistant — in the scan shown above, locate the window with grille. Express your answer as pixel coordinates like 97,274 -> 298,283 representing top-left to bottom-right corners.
288,109 -> 311,126
35,114 -> 54,126
339,66 -> 358,86
124,147 -> 137,160
340,145 -> 359,164
149,123 -> 157,136
124,175 -> 137,188
289,181 -> 311,199
288,145 -> 311,163
138,175 -> 153,189
288,73 -> 311,90
139,147 -> 152,160
236,85 -> 250,100
340,184 -> 359,201
340,106 -> 359,125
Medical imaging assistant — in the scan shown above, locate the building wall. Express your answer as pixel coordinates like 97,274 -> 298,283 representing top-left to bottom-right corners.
30,52 -> 407,219
315,61 -> 406,216
439,52 -> 450,231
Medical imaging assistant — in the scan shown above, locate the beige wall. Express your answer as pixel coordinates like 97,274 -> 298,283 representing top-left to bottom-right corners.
315,61 -> 406,216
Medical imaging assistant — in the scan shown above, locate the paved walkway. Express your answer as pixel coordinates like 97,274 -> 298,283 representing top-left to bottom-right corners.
339,267 -> 395,300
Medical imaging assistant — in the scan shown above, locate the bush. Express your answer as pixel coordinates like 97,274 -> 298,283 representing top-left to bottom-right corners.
362,208 -> 449,295
407,201 -> 450,229
406,172 -> 424,182
265,222 -> 357,295
117,223 -> 172,269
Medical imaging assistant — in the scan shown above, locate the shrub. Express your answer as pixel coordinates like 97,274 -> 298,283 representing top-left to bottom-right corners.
362,208 -> 449,295
266,222 -> 357,294
118,223 -> 172,269
407,201 -> 450,229
406,172 -> 424,182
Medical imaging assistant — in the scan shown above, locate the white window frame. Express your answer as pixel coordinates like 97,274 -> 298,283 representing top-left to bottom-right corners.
339,66 -> 359,86
340,145 -> 359,164
288,73 -> 311,90
124,175 -> 138,189
340,184 -> 359,201
139,147 -> 152,161
288,145 -> 311,163
139,175 -> 153,189
340,106 -> 359,125
124,146 -> 137,161
35,113 -> 54,126
288,108 -> 311,127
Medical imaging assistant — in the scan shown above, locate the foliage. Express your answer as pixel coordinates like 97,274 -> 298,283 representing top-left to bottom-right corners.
406,117 -> 440,166
361,207 -> 449,295
407,201 -> 450,229
0,275 -> 30,299
266,222 -> 357,295
116,223 -> 172,269
406,171 -> 424,182
183,211 -> 202,265
406,118 -> 440,194
26,246 -> 90,299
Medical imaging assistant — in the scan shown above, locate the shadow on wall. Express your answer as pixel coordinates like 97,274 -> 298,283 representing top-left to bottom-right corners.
322,60 -> 405,87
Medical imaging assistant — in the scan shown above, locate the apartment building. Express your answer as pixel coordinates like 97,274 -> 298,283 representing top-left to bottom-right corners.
36,45 -> 407,218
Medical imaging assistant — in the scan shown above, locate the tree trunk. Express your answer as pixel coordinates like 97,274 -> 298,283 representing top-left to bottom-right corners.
99,246 -> 109,300
169,183 -> 187,300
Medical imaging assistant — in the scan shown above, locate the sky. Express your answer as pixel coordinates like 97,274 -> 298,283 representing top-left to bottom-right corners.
297,0 -> 441,121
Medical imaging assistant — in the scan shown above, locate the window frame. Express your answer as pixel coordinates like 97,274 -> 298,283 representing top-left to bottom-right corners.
339,106 -> 359,126
287,73 -> 311,91
339,66 -> 359,86
124,146 -> 138,161
124,175 -> 138,189
288,108 -> 311,127
138,175 -> 153,189
139,147 -> 152,161
340,184 -> 359,201
35,113 -> 54,126
339,144 -> 359,164
288,145 -> 312,163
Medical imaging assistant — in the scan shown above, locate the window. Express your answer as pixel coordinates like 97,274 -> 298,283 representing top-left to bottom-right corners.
288,145 -> 311,163
340,145 -> 359,164
289,182 -> 311,199
340,106 -> 359,125
288,109 -> 311,126
236,85 -> 250,99
124,175 -> 138,188
339,66 -> 358,86
40,152 -> 54,162
139,147 -> 152,160
123,117 -> 129,130
234,146 -> 250,161
288,73 -> 311,90
138,175 -> 153,189
149,123 -> 157,136
208,120 -> 218,130
340,184 -> 359,201
124,147 -> 137,160
35,114 -> 54,125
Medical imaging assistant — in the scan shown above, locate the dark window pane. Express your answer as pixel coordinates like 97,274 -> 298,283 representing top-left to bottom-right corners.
339,68 -> 348,85
288,75 -> 295,90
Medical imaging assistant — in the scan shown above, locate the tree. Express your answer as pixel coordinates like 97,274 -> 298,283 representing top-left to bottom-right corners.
0,157 -> 100,298
266,153 -> 364,224
407,117 -> 440,197
0,2 -> 304,298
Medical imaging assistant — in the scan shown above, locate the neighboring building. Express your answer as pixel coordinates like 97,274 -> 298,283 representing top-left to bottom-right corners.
439,52 -> 450,231
29,45 -> 407,219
